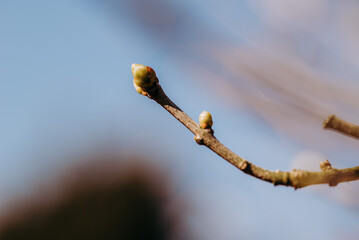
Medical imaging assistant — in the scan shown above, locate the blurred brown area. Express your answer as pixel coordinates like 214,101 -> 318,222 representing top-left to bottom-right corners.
0,154 -> 182,240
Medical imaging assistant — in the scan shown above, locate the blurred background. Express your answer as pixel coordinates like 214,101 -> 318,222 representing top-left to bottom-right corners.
1,0 -> 359,239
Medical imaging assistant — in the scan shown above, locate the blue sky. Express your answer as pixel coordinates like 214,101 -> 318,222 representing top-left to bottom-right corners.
1,0 -> 359,239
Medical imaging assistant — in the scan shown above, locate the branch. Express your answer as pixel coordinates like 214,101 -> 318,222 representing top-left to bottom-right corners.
323,114 -> 359,140
131,64 -> 359,189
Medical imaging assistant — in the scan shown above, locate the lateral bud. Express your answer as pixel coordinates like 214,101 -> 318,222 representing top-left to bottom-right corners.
199,111 -> 213,129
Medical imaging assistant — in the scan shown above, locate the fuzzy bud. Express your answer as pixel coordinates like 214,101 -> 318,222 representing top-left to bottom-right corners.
199,111 -> 213,129
131,63 -> 156,89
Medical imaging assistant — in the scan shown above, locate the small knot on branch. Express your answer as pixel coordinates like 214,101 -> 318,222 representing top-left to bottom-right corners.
328,180 -> 339,187
194,135 -> 204,145
291,169 -> 307,189
291,169 -> 302,178
239,160 -> 248,170
320,160 -> 332,171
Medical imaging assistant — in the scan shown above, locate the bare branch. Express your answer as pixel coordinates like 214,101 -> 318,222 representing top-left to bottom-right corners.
323,114 -> 359,140
132,64 -> 359,189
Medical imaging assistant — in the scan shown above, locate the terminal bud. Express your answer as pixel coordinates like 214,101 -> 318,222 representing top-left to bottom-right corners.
131,63 -> 157,89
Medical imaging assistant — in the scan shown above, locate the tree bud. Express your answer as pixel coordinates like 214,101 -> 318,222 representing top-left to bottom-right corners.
131,63 -> 156,89
199,111 -> 213,129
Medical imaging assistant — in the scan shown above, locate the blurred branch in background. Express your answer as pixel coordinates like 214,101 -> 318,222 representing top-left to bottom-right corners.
0,154 -> 187,240
104,0 -> 359,150
191,45 -> 359,148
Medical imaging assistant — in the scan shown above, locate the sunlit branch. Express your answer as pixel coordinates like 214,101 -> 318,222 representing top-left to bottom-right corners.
132,64 -> 359,189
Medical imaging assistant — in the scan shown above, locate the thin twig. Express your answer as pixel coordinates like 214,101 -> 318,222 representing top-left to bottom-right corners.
136,73 -> 359,189
323,114 -> 359,140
